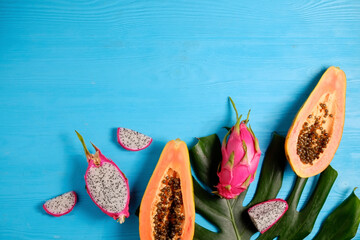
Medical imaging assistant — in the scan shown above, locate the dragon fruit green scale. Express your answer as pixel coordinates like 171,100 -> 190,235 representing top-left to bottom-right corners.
216,97 -> 261,199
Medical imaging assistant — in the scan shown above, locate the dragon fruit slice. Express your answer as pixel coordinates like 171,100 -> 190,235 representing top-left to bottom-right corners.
76,131 -> 130,223
117,127 -> 152,151
43,191 -> 77,217
248,199 -> 288,233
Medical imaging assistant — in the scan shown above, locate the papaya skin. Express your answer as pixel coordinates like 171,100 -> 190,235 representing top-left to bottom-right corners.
285,66 -> 346,178
139,139 -> 195,240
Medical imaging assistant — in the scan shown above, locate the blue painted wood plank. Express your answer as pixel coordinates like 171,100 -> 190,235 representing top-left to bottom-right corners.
0,0 -> 359,239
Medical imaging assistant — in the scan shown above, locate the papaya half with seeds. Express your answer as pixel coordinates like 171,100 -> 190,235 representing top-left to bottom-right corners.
139,139 -> 195,240
285,66 -> 346,178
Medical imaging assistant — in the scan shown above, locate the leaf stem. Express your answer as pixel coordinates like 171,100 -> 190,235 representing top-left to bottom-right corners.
244,109 -> 251,124
226,200 -> 241,240
287,177 -> 307,210
75,130 -> 91,160
229,97 -> 239,120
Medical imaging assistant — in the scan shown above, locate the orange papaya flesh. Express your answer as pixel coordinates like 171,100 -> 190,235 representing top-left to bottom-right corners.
139,139 -> 195,240
285,66 -> 346,178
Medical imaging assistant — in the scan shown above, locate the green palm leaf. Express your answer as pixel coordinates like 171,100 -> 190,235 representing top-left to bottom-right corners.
190,132 -> 349,239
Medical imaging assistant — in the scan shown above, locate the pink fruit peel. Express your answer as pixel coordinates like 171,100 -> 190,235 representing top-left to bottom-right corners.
215,97 -> 261,199
248,198 -> 288,233
43,191 -> 77,217
117,127 -> 152,151
76,131 -> 130,223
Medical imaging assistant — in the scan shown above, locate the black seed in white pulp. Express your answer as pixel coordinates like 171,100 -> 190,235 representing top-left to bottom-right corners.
248,200 -> 288,233
86,162 -> 128,213
44,191 -> 76,215
119,127 -> 152,150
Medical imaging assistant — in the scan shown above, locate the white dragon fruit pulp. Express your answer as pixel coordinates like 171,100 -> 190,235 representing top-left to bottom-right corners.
118,127 -> 152,150
43,191 -> 76,216
86,162 -> 129,213
248,200 -> 288,233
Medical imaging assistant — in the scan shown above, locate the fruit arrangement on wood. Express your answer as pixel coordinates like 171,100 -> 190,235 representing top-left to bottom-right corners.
42,67 -> 359,240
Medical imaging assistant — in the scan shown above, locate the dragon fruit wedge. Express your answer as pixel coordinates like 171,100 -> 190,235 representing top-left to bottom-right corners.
43,191 -> 77,217
76,131 -> 130,223
248,199 -> 288,233
215,97 -> 261,199
117,127 -> 152,151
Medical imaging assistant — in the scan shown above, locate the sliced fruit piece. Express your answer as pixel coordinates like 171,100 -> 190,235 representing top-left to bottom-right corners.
139,139 -> 195,240
285,66 -> 346,178
248,198 -> 288,234
43,191 -> 77,217
76,131 -> 130,223
117,127 -> 152,151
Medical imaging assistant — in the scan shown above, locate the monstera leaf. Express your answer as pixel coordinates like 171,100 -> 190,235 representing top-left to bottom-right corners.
190,132 -> 339,240
313,189 -> 360,240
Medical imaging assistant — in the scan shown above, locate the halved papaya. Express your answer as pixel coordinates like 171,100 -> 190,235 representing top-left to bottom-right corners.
285,66 -> 346,178
139,139 -> 195,240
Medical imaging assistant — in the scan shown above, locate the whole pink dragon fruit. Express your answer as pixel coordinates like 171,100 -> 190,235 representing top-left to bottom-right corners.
215,97 -> 261,199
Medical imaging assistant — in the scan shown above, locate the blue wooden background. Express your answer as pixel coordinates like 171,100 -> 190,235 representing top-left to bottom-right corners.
0,0 -> 359,239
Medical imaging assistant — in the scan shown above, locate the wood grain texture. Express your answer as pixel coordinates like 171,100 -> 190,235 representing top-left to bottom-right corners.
0,0 -> 359,239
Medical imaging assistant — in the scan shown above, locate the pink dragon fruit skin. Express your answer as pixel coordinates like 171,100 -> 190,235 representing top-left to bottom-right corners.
216,97 -> 261,199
